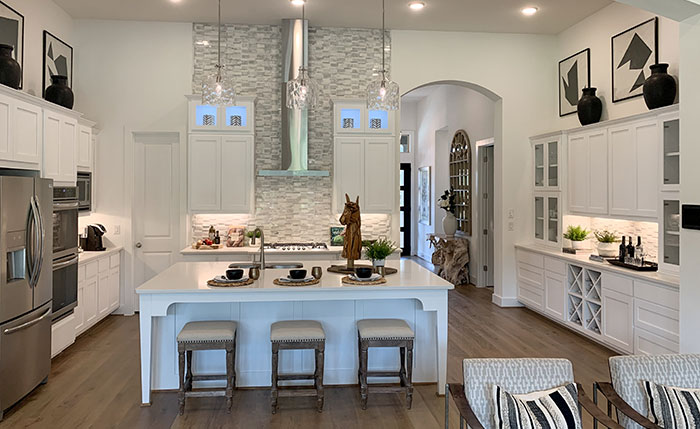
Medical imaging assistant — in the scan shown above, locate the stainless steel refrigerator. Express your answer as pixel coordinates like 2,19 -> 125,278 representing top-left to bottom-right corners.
0,175 -> 53,420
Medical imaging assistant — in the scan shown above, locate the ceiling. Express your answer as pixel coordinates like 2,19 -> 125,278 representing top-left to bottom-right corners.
54,0 -> 613,35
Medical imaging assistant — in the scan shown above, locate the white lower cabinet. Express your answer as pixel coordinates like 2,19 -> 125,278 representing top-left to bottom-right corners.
51,313 -> 76,358
516,247 -> 679,355
74,251 -> 121,339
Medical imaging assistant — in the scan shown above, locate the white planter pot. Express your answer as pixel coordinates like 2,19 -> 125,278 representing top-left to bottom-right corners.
597,242 -> 618,258
442,212 -> 457,237
571,240 -> 587,250
372,259 -> 386,268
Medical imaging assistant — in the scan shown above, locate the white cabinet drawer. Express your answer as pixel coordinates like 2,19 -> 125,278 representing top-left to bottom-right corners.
603,272 -> 633,296
634,280 -> 679,310
51,314 -> 76,358
518,280 -> 544,310
110,253 -> 120,269
517,250 -> 544,269
517,263 -> 544,288
544,257 -> 566,275
85,261 -> 98,279
98,257 -> 110,273
635,327 -> 679,355
634,298 -> 679,344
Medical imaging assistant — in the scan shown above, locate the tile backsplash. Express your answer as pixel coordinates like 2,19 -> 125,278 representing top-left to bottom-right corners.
564,215 -> 659,261
192,24 -> 393,243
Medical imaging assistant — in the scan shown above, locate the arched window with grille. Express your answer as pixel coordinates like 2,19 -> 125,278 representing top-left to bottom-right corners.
449,130 -> 472,235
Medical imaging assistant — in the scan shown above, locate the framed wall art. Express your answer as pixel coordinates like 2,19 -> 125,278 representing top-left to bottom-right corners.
559,48 -> 590,116
0,1 -> 24,88
612,17 -> 658,103
43,30 -> 73,96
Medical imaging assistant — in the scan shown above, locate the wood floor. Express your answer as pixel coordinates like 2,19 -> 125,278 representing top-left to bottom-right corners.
0,285 -> 617,428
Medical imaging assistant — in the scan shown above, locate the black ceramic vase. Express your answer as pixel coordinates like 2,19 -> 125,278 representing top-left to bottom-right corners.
577,87 -> 602,126
643,63 -> 676,110
44,75 -> 74,109
0,44 -> 21,90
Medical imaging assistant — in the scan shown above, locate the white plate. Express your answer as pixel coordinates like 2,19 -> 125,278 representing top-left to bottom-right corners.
350,274 -> 382,282
279,276 -> 315,283
213,275 -> 249,283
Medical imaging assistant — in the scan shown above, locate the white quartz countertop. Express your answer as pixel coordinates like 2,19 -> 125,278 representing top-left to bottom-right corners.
515,243 -> 680,288
78,246 -> 123,264
136,259 -> 453,294
180,246 -> 343,255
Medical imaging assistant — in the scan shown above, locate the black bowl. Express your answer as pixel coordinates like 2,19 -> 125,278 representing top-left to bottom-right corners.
226,269 -> 244,280
355,267 -> 373,279
289,269 -> 307,280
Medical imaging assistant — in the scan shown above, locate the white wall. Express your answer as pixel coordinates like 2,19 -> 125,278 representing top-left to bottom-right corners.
73,20 -> 193,313
556,2 -> 680,129
4,0 -> 74,96
392,30 -> 556,305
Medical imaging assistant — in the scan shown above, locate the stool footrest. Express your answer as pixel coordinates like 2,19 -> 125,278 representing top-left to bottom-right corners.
191,374 -> 228,382
366,371 -> 403,378
277,374 -> 316,381
368,386 -> 407,394
185,390 -> 228,398
277,389 -> 319,398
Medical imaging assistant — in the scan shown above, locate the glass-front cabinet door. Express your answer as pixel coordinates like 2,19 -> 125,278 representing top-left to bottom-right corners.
548,141 -> 559,188
187,95 -> 255,132
534,193 -> 560,246
661,199 -> 680,270
661,116 -> 680,191
534,143 -> 545,188
547,196 -> 560,245
333,99 -> 395,134
535,196 -> 545,240
532,135 -> 561,191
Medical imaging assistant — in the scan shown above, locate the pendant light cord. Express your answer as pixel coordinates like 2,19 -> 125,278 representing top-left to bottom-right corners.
217,0 -> 222,75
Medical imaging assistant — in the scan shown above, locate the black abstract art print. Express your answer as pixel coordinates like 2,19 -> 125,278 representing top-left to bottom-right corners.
612,17 -> 658,103
0,1 -> 24,88
559,48 -> 590,117
42,31 -> 73,96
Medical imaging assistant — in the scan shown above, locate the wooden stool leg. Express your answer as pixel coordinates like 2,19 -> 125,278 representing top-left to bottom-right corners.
406,341 -> 414,410
226,345 -> 234,413
357,336 -> 362,385
178,346 -> 186,415
271,343 -> 279,414
360,340 -> 369,410
399,346 -> 407,387
185,350 -> 193,392
316,344 -> 325,412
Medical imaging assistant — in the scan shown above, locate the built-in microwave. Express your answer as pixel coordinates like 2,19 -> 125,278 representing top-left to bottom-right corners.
77,172 -> 91,212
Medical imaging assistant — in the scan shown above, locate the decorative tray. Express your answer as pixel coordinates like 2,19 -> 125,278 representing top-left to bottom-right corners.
606,259 -> 659,272
327,265 -> 397,275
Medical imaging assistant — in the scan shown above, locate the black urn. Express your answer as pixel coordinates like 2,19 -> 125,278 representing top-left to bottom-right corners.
577,87 -> 603,126
0,44 -> 21,90
44,75 -> 74,109
643,63 -> 677,110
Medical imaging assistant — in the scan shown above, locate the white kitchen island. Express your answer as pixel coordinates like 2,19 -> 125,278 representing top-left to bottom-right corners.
136,259 -> 453,405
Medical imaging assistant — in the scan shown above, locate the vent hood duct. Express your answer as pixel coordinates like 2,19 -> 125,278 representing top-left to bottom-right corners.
258,18 -> 329,177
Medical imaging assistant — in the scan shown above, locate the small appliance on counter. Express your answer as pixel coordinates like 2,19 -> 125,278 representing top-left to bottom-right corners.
82,224 -> 107,251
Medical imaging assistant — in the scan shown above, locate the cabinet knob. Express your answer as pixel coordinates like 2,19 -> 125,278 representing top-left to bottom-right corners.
135,242 -> 142,249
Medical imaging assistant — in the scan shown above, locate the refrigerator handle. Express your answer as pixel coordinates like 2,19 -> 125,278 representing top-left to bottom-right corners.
3,308 -> 52,335
32,196 -> 45,284
25,200 -> 36,287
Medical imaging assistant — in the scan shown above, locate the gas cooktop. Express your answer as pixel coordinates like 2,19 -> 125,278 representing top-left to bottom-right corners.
263,243 -> 329,251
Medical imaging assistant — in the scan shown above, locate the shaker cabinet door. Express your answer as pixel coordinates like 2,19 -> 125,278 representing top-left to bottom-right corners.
188,135 -> 221,212
220,135 -> 253,213
13,100 -> 42,165
363,137 -> 395,213
335,137 -> 364,211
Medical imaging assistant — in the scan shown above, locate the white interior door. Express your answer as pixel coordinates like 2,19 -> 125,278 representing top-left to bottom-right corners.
133,132 -> 181,310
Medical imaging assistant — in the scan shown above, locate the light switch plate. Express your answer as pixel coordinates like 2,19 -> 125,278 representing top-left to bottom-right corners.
114,225 -> 121,235
507,209 -> 515,219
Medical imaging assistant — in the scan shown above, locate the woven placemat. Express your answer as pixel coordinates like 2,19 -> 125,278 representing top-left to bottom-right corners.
341,276 -> 387,286
273,278 -> 321,287
327,265 -> 397,275
207,278 -> 255,287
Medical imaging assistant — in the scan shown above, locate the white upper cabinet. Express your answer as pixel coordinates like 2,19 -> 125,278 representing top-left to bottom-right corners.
76,124 -> 93,171
187,95 -> 255,133
0,92 -> 42,168
363,137 -> 396,212
221,135 -> 253,213
335,137 -> 364,209
333,99 -> 396,135
568,129 -> 608,215
609,119 -> 658,218
532,135 -> 561,191
188,134 -> 222,212
660,113 -> 680,191
43,110 -> 77,186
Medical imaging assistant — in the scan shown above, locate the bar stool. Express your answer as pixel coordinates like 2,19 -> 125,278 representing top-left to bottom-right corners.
270,320 -> 325,414
357,318 -> 415,410
176,321 -> 237,415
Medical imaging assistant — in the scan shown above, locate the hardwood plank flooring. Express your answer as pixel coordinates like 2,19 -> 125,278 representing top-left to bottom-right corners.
0,285 -> 616,428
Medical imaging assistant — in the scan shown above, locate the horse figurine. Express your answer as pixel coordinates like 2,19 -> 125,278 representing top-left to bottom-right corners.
340,194 -> 362,269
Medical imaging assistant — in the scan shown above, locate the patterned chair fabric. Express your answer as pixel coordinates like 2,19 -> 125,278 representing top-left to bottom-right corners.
609,354 -> 700,429
462,358 -> 575,429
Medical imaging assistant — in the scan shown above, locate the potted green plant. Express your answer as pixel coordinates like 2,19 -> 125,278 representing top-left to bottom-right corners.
245,229 -> 261,245
563,225 -> 589,250
364,238 -> 398,268
594,230 -> 618,257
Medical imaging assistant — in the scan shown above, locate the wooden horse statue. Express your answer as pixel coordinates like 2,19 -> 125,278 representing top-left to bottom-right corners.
340,194 -> 362,269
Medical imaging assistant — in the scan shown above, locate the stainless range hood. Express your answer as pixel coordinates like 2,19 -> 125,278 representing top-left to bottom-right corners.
258,18 -> 330,178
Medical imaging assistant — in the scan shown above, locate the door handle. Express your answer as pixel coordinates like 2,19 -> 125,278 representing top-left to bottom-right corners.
53,255 -> 79,270
135,242 -> 142,248
3,308 -> 52,335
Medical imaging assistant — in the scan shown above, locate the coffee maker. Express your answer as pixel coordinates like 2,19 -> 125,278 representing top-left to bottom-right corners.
82,224 -> 107,251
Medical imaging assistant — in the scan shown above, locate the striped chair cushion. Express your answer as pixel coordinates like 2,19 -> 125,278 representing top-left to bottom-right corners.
644,381 -> 700,429
493,383 -> 582,429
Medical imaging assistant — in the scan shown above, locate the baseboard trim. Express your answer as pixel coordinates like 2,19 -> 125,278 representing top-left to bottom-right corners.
491,294 -> 524,308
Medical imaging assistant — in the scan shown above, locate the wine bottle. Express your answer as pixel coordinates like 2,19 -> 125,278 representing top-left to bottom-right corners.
635,236 -> 644,265
619,236 -> 626,262
626,236 -> 635,260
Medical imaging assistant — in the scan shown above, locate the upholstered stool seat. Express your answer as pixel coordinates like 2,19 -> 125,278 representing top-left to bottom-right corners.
357,319 -> 415,410
270,320 -> 326,414
177,321 -> 237,415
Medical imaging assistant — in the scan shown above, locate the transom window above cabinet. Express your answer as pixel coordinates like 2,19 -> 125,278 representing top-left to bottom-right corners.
333,99 -> 395,135
187,95 -> 255,133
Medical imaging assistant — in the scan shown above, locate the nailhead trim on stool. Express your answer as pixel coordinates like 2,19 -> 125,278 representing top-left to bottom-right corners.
357,319 -> 414,410
177,321 -> 237,415
270,320 -> 326,414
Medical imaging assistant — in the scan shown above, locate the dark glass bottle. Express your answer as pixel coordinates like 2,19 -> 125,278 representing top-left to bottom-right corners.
626,236 -> 635,260
619,236 -> 626,262
214,231 -> 221,245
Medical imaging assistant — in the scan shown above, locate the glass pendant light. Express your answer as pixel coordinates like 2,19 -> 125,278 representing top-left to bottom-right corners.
286,3 -> 319,110
367,0 -> 399,111
202,0 -> 235,106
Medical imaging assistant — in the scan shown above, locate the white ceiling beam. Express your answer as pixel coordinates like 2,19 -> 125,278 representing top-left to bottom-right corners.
615,0 -> 700,21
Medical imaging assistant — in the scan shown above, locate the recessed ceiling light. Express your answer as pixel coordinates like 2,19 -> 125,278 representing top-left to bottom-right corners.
290,0 -> 306,5
170,0 -> 182,3
521,6 -> 538,16
408,1 -> 425,11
